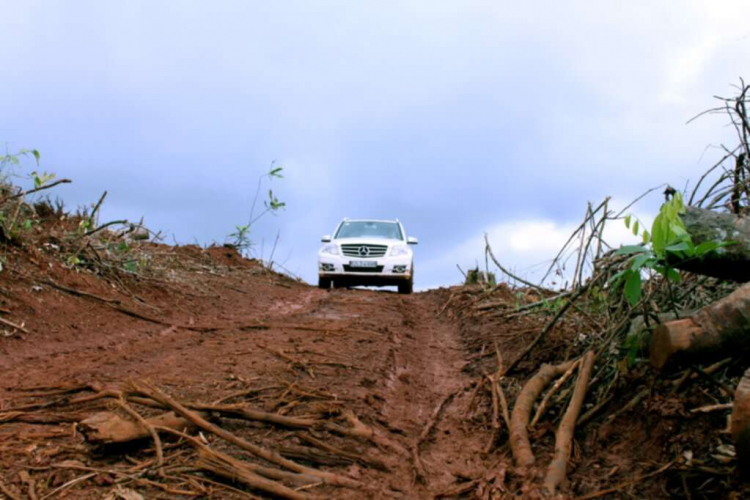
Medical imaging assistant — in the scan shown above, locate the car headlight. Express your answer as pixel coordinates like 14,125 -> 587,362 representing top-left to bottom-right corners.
320,243 -> 339,255
390,245 -> 410,257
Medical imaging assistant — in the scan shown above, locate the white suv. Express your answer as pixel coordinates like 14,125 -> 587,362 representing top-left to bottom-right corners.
318,219 -> 418,294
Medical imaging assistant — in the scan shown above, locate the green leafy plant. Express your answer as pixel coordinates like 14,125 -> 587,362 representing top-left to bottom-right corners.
228,163 -> 286,255
614,192 -> 733,306
0,148 -> 46,243
229,224 -> 251,253
0,148 -> 40,171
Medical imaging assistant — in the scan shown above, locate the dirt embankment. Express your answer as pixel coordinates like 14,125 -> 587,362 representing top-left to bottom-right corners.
0,244 -> 746,499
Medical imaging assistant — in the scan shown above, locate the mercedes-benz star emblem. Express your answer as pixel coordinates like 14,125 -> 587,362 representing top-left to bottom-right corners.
358,246 -> 370,257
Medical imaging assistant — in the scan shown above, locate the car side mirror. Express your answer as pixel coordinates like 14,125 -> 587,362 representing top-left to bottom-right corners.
321,235 -> 332,243
407,237 -> 419,245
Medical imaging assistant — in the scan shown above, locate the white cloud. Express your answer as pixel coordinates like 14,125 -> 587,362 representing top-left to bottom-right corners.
419,199 -> 656,290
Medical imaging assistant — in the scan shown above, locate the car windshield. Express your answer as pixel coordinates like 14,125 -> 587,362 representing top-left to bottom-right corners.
335,221 -> 403,240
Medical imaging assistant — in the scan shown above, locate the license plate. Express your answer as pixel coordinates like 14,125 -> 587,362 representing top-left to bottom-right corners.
350,260 -> 377,268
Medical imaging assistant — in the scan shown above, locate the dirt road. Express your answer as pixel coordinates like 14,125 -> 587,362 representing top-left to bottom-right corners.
0,247 -> 489,498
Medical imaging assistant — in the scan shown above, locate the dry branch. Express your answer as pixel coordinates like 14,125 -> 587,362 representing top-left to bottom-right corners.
79,410 -> 198,444
572,461 -> 675,500
7,178 -> 72,200
0,316 -> 28,334
115,399 -> 164,468
0,477 -> 22,500
485,234 -> 545,291
196,448 -> 317,500
297,433 -> 389,471
189,402 -> 317,428
128,380 -> 360,488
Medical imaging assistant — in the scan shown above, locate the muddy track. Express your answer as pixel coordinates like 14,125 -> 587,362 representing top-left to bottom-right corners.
0,256 -> 487,499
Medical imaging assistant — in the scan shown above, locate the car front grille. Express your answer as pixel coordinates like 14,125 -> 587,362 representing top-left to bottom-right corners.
343,265 -> 385,273
340,244 -> 388,258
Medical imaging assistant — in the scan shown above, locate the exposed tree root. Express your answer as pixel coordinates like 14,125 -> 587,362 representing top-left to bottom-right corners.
509,360 -> 576,468
531,358 -> 580,428
544,350 -> 596,494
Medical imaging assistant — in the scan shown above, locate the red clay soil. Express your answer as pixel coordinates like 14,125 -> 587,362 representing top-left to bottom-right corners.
0,244 -> 745,498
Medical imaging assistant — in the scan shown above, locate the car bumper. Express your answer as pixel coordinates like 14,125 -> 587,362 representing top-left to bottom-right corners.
318,254 -> 413,283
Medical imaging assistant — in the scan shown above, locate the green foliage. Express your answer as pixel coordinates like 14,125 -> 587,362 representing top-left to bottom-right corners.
0,148 -> 48,243
228,163 -> 286,256
1,148 -> 40,170
266,189 -> 286,211
615,191 -> 734,306
541,295 -> 566,314
623,329 -> 648,368
32,171 -> 55,189
229,224 -> 251,252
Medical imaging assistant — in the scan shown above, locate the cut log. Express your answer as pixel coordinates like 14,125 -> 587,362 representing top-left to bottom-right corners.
650,283 -> 750,369
732,368 -> 750,478
679,207 -> 750,282
79,411 -> 198,444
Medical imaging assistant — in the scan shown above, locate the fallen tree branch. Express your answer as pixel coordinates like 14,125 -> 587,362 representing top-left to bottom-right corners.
297,433 -> 389,471
690,403 -> 733,413
573,460 -> 675,500
7,178 -> 72,200
0,477 -> 22,500
188,402 -> 317,429
128,380 -> 359,488
115,399 -> 164,468
485,234 -> 546,292
0,318 -> 29,335
0,316 -> 29,334
83,219 -> 129,238
196,447 -> 316,500
79,409 -> 199,444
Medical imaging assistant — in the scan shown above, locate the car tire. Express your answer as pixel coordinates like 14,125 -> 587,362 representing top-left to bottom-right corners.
318,277 -> 332,290
398,280 -> 413,295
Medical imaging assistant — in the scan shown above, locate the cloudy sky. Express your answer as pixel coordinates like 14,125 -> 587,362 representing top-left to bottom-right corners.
1,1 -> 748,289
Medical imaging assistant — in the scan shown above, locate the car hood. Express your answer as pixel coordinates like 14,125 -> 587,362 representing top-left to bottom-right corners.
333,238 -> 405,246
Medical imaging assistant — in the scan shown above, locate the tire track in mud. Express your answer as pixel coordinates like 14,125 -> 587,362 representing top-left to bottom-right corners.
369,293 -> 487,497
